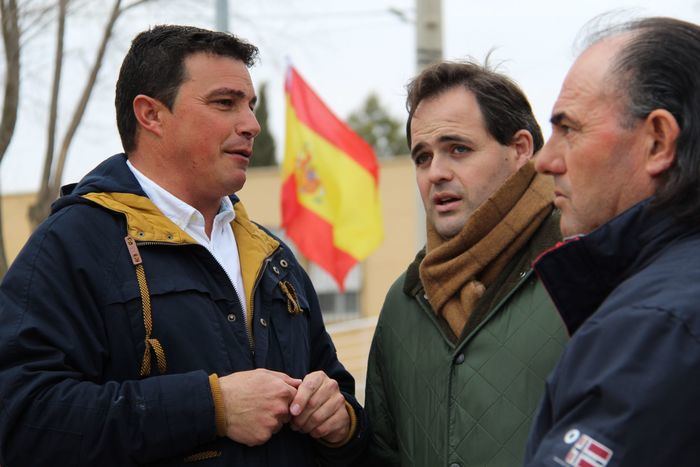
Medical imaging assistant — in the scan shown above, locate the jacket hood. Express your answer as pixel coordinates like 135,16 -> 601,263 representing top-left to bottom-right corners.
53,154 -> 144,214
50,153 -> 243,247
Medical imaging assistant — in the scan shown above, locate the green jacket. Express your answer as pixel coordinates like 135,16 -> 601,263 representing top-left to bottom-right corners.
365,213 -> 567,467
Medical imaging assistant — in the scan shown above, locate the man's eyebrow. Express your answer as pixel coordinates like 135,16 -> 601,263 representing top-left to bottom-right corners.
410,142 -> 426,158
206,88 -> 258,105
410,134 -> 471,158
438,134 -> 471,145
550,112 -> 567,126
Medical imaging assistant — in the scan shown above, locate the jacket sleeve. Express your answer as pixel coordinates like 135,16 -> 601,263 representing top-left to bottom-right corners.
296,266 -> 369,467
0,209 -> 217,466
524,305 -> 700,466
364,318 -> 401,467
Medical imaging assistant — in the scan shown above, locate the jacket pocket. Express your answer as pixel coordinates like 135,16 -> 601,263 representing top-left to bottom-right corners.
108,275 -> 246,377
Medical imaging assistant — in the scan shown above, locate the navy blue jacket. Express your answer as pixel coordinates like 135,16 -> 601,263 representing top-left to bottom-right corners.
0,154 -> 366,466
524,199 -> 700,466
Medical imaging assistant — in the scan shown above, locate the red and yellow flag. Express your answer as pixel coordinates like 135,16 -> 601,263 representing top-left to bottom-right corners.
282,66 -> 383,291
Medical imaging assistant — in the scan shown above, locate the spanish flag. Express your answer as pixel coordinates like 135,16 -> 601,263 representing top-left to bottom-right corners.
282,66 -> 383,291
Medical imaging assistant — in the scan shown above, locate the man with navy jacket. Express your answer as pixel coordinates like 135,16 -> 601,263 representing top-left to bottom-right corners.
526,16 -> 700,466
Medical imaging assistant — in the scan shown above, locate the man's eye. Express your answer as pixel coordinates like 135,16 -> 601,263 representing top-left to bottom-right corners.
413,154 -> 430,166
214,99 -> 233,107
453,145 -> 471,154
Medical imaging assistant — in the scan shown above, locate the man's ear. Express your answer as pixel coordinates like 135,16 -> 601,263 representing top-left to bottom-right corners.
644,108 -> 679,177
511,129 -> 534,168
133,94 -> 166,138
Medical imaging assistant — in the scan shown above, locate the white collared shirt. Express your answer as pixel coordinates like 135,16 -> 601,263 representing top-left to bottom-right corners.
126,160 -> 248,320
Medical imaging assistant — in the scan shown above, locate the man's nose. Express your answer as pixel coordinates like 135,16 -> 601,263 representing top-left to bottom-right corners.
534,137 -> 565,175
237,108 -> 261,140
427,154 -> 454,183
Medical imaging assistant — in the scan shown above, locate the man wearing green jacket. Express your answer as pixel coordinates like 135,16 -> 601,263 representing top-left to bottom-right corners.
365,61 -> 568,467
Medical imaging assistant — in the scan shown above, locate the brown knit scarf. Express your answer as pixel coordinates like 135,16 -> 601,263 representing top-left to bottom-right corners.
419,161 -> 553,339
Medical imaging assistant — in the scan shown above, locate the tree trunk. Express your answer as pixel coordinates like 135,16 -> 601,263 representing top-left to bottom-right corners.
0,0 -> 21,276
27,0 -> 159,228
28,0 -> 67,228
48,0 -> 123,202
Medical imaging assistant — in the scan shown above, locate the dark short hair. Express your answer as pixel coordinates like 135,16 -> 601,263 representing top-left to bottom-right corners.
405,60 -> 543,152
593,17 -> 700,224
115,24 -> 259,152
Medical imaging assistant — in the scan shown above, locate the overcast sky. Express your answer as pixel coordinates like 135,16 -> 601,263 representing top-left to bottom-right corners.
2,0 -> 699,194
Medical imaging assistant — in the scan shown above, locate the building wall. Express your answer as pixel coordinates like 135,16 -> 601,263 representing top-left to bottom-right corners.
2,191 -> 36,263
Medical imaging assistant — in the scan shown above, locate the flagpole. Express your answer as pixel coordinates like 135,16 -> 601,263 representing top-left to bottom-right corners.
416,0 -> 443,70
215,0 -> 229,32
414,0 -> 443,249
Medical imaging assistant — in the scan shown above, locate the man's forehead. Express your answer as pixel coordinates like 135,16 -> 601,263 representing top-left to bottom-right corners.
552,36 -> 627,116
413,88 -> 484,127
182,53 -> 254,91
183,52 -> 251,79
568,34 -> 632,90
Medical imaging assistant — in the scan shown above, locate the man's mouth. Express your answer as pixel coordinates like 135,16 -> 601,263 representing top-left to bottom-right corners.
225,148 -> 252,159
553,189 -> 569,201
552,189 -> 569,209
433,193 -> 461,212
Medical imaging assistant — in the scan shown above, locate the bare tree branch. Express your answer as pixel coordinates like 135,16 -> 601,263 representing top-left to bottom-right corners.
19,1 -> 58,47
48,0 -> 122,199
42,0 -> 66,188
0,0 -> 22,274
0,0 -> 20,157
122,0 -> 152,12
28,0 -> 67,226
27,0 -> 161,229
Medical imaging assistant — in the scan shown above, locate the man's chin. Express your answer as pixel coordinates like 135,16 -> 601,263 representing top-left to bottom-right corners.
227,174 -> 247,194
432,220 -> 463,240
559,216 -> 588,238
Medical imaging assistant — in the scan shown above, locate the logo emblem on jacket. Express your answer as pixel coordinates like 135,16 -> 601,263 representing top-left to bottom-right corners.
562,428 -> 613,467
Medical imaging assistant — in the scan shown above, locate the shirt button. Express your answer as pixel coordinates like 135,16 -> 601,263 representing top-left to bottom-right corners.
454,353 -> 465,365
450,463 -> 461,467
259,318 -> 268,327
227,313 -> 236,322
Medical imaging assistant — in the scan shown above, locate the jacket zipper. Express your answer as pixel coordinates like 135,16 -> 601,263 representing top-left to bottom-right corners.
247,255 -> 274,358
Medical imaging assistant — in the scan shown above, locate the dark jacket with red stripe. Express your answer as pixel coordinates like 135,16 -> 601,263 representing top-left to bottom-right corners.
524,198 -> 700,466
0,154 -> 367,466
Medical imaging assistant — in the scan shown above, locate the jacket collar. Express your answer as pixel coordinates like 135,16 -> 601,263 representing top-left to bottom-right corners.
533,197 -> 690,335
58,154 -> 280,315
54,153 -> 244,216
53,154 -> 245,241
403,248 -> 425,295
55,154 -> 145,211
